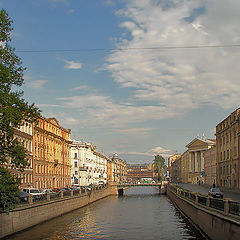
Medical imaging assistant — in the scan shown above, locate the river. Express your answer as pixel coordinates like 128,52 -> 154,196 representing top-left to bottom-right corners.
6,187 -> 205,240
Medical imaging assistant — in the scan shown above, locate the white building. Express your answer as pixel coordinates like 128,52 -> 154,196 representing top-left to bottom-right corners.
13,121 -> 34,188
71,140 -> 108,186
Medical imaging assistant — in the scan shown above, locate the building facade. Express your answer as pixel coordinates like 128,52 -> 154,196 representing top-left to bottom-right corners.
126,163 -> 155,182
216,108 -> 240,189
33,117 -> 71,189
186,137 -> 215,184
71,141 -> 108,186
13,121 -> 34,188
171,157 -> 181,183
168,154 -> 181,182
180,151 -> 189,183
111,154 -> 127,183
204,146 -> 216,187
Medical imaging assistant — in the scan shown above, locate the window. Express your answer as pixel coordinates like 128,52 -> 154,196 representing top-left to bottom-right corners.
74,153 -> 77,159
74,161 -> 77,167
75,171 -> 78,175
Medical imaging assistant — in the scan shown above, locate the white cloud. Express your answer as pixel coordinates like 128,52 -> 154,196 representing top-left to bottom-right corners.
69,85 -> 91,91
104,0 -> 240,117
116,145 -> 173,158
64,60 -> 82,69
28,80 -> 48,89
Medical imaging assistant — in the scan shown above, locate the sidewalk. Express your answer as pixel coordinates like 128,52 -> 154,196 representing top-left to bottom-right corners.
177,183 -> 240,202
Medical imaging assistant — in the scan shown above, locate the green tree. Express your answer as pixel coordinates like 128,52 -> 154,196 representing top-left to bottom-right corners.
153,155 -> 166,182
0,9 -> 40,211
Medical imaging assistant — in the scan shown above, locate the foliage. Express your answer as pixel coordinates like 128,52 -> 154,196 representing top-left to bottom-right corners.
153,155 -> 166,182
0,168 -> 20,212
0,8 -> 40,211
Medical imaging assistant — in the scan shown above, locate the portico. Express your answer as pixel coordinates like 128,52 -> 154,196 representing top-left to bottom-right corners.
186,138 -> 215,184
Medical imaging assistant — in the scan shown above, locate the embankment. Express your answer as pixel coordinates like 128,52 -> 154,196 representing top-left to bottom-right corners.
167,184 -> 240,240
0,184 -> 118,239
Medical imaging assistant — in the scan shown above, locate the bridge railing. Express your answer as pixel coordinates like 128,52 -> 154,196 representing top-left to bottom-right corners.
168,184 -> 240,217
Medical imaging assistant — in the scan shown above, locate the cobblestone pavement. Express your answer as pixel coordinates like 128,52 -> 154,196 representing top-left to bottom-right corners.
177,183 -> 240,202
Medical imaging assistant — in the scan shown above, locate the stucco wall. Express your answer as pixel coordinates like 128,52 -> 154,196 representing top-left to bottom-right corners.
0,184 -> 118,239
167,186 -> 240,240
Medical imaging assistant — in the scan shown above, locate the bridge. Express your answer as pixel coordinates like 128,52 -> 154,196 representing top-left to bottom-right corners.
117,182 -> 168,195
117,183 -> 161,188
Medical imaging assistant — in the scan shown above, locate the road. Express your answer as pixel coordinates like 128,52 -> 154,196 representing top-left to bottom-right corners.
177,183 -> 240,202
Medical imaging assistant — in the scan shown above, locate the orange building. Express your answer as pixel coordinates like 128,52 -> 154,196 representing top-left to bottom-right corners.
33,117 -> 72,189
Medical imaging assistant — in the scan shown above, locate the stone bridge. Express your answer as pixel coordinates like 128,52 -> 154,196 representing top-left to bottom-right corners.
117,182 -> 168,195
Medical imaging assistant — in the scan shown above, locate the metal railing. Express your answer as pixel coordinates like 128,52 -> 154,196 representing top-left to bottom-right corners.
16,185 -> 108,206
169,184 -> 240,217
198,195 -> 207,206
229,201 -> 240,216
209,198 -> 224,211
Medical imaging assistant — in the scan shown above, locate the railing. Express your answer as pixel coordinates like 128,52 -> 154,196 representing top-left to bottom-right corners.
198,195 -> 207,206
16,185 -> 108,206
168,184 -> 240,217
229,201 -> 240,216
209,198 -> 224,211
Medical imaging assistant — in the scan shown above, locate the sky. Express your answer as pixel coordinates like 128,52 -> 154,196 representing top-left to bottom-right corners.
1,0 -> 240,163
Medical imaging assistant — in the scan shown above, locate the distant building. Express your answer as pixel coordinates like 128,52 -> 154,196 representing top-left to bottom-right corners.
111,153 -> 127,183
126,163 -> 154,182
171,157 -> 181,183
71,141 -> 108,186
204,146 -> 216,187
216,108 -> 240,189
168,154 -> 181,182
168,154 -> 181,168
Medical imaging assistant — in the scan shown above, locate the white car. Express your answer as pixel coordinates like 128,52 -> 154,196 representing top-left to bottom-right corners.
22,188 -> 43,197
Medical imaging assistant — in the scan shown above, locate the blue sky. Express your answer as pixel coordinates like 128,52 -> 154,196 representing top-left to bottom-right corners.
1,0 -> 240,163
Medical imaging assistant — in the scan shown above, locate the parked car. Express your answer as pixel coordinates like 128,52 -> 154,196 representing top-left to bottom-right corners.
22,188 -> 43,200
42,189 -> 53,194
19,191 -> 28,203
22,188 -> 42,196
52,188 -> 61,193
208,188 -> 223,198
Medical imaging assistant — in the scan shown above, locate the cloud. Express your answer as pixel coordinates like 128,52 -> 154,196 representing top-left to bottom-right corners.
56,94 -> 177,128
64,60 -> 82,69
116,145 -> 173,158
104,0 -> 240,118
105,0 -> 115,6
28,80 -> 48,89
69,85 -> 92,91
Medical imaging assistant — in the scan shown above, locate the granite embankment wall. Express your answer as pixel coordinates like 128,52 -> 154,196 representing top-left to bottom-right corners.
0,184 -> 118,239
167,184 -> 240,240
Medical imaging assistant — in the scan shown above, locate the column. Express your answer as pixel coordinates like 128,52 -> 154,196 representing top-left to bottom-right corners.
189,152 -> 192,172
200,151 -> 204,171
194,152 -> 198,172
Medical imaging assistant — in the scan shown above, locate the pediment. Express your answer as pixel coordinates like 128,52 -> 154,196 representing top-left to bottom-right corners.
186,138 -> 215,150
48,118 -> 60,127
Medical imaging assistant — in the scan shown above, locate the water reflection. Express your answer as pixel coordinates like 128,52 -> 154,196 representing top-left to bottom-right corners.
6,187 -> 205,240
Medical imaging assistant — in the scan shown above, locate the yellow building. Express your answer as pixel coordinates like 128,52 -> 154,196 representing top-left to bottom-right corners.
186,137 -> 215,184
216,108 -> 240,189
33,117 -> 72,189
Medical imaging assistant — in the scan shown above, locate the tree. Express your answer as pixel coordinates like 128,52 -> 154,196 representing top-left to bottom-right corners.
0,9 -> 40,211
153,155 -> 166,182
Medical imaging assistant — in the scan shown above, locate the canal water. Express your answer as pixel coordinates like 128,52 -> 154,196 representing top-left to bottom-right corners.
6,187 -> 205,240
